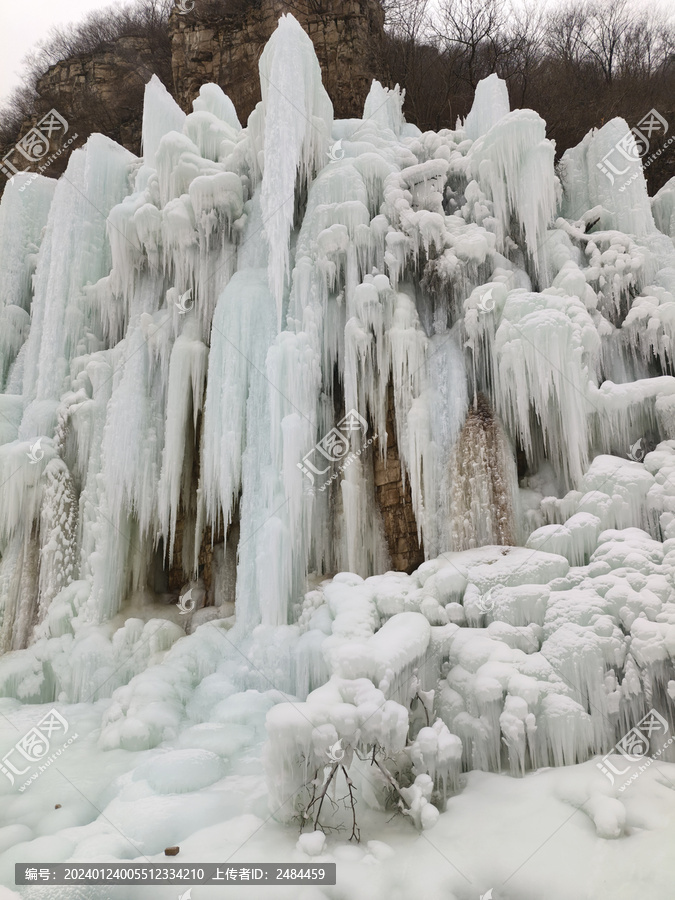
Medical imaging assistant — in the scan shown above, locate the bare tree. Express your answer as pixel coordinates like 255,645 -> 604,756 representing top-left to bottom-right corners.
545,1 -> 589,72
579,0 -> 637,84
617,8 -> 675,79
498,1 -> 546,107
432,0 -> 508,89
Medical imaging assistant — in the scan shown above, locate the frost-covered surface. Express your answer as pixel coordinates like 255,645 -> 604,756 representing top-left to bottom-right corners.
1,12 -> 675,899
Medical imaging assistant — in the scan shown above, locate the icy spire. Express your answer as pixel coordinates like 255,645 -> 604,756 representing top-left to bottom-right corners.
363,81 -> 406,136
258,14 -> 333,327
463,73 -> 510,141
141,74 -> 187,170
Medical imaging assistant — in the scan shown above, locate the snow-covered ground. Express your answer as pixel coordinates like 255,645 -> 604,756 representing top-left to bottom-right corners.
2,694 -> 675,900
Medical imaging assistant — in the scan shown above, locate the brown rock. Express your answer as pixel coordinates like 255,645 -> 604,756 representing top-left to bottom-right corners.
373,384 -> 424,573
169,0 -> 385,122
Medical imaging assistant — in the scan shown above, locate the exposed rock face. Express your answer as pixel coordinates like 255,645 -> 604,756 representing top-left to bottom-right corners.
169,0 -> 384,120
0,35 -> 165,184
373,386 -> 424,574
1,0 -> 384,181
449,393 -> 518,551
32,36 -> 161,152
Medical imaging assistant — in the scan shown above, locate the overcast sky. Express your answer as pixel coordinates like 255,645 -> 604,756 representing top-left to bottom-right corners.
0,0 -> 120,102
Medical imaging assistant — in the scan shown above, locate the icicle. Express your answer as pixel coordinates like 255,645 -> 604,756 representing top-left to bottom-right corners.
158,321 -> 208,560
466,107 -> 558,275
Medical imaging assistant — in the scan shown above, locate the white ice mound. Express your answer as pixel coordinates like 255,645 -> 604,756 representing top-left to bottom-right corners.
463,73 -> 510,141
363,80 -> 406,136
560,118 -> 656,235
324,610 -> 431,687
192,82 -> 242,131
132,748 -> 226,793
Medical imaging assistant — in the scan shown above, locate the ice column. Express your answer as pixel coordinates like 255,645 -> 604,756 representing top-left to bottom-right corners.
258,14 -> 333,326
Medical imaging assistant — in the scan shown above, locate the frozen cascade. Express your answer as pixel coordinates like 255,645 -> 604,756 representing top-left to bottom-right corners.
200,263 -> 278,628
22,135 -> 135,413
0,173 -> 55,392
0,15 -> 674,872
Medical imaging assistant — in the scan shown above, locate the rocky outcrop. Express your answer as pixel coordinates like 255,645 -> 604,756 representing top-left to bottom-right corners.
169,0 -> 384,120
449,394 -> 518,551
33,35 -> 162,151
0,34 -> 166,183
373,386 -> 424,573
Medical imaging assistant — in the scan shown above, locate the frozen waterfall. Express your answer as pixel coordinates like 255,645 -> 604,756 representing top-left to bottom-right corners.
0,12 -> 674,873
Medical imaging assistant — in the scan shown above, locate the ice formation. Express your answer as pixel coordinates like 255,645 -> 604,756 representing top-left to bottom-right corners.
0,12 -> 675,894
